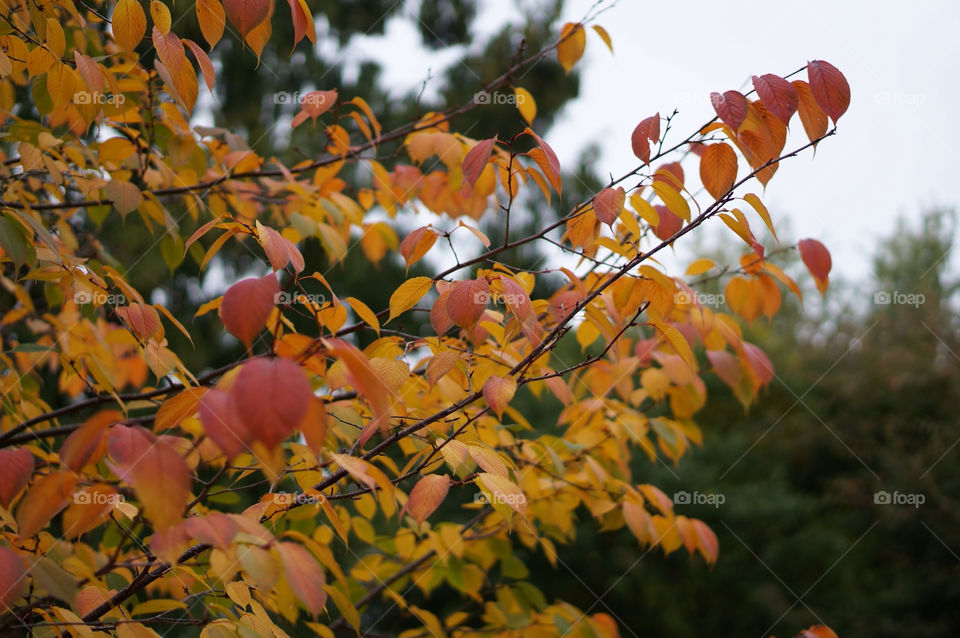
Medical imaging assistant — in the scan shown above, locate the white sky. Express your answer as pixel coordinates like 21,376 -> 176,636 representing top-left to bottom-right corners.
344,0 -> 959,282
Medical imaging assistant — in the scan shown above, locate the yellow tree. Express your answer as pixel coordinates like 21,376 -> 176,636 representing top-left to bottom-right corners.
0,2 -> 845,636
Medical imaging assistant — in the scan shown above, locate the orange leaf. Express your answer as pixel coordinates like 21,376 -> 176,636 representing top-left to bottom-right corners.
219,274 -> 279,347
223,0 -> 270,38
807,60 -> 850,124
798,238 -> 832,295
324,339 -> 394,445
183,512 -> 239,549
398,227 -> 438,271
196,0 -> 226,49
155,387 -> 207,432
710,90 -> 747,131
798,625 -> 839,638
691,518 -> 719,565
593,186 -> 625,227
16,470 -> 77,538
60,410 -> 118,471
256,221 -> 305,273
483,375 -> 517,419
277,542 -> 327,616
631,113 -> 660,164
462,137 -> 496,188
793,79 -> 829,143
402,474 -> 451,525
556,22 -> 586,73
742,342 -> 775,387
112,0 -> 147,52
285,0 -> 315,45
115,303 -> 162,340
230,357 -> 312,449
699,143 -> 738,200
0,448 -> 34,508
107,425 -> 190,529
751,73 -> 798,124
0,547 -> 26,610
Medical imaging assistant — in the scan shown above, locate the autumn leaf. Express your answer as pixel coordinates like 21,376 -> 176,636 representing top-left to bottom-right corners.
751,74 -> 798,124
219,274 -> 279,347
399,228 -> 438,271
710,90 -> 748,131
699,143 -> 738,200
223,0 -> 270,38
798,238 -> 832,295
60,410 -> 118,471
388,276 -> 433,323
476,473 -> 526,515
446,278 -> 490,329
0,448 -> 34,508
807,60 -> 850,124
16,471 -> 78,538
594,186 -> 626,227
462,137 -> 496,188
112,0 -> 147,51
196,0 -> 226,48
556,22 -> 586,73
483,375 -> 517,418
402,474 -> 451,525
277,542 -> 327,616
115,303 -> 162,341
230,356 -> 312,449
0,547 -> 26,610
631,113 -> 661,164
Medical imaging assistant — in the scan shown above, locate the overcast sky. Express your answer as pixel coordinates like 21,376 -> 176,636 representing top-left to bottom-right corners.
344,0 -> 959,283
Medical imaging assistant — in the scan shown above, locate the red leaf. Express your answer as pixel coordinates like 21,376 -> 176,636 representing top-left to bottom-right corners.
183,512 -> 238,549
798,238 -> 832,295
593,186 -> 625,226
710,90 -> 748,131
219,274 -> 279,347
446,278 -> 490,329
198,389 -> 253,459
631,113 -> 660,163
462,137 -> 496,188
0,546 -> 26,610
652,205 -> 683,241
430,288 -> 454,335
0,448 -> 34,508
402,474 -> 451,525
752,74 -> 798,124
115,303 -> 162,340
698,143 -> 738,200
277,542 -> 327,616
222,0 -> 269,38
257,222 -> 305,273
807,60 -> 850,124
230,357 -> 312,449
742,342 -> 774,387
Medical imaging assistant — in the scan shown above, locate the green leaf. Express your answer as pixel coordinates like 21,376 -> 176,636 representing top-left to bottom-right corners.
0,214 -> 36,270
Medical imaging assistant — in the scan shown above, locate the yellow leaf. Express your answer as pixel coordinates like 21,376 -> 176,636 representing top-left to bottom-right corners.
648,319 -> 696,371
514,87 -> 536,124
476,473 -> 526,515
150,1 -> 171,34
387,276 -> 433,324
557,22 -> 586,73
592,24 -> 613,52
345,297 -> 380,335
685,258 -> 715,276
113,0 -> 147,52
